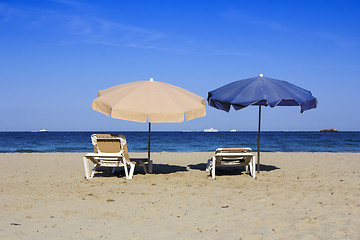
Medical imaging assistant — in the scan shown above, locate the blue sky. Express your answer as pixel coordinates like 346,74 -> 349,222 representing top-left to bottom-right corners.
1,0 -> 359,131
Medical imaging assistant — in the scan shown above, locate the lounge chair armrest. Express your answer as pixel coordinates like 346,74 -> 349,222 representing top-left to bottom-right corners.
85,152 -> 124,158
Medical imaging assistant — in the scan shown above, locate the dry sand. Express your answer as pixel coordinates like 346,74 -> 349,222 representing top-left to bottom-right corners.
0,152 -> 359,239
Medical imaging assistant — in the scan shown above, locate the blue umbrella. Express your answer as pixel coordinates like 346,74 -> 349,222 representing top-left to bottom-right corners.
207,74 -> 317,173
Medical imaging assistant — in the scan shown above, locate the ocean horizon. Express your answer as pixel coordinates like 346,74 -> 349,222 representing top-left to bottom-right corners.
0,131 -> 359,153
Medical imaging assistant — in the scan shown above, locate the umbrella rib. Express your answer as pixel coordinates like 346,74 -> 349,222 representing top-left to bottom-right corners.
228,80 -> 254,104
229,78 -> 267,108
272,80 -> 310,107
150,83 -> 202,121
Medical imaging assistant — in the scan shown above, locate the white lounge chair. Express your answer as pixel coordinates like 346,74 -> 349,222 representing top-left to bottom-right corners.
206,148 -> 256,179
119,134 -> 153,175
83,134 -> 152,179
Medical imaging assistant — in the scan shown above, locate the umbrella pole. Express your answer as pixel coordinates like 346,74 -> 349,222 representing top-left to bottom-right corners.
148,122 -> 151,166
257,105 -> 261,173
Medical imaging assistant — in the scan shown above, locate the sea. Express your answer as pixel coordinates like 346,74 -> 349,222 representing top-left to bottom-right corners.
0,131 -> 359,153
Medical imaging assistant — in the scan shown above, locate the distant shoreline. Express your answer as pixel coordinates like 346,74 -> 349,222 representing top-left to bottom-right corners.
1,130 -> 359,132
1,151 -> 360,154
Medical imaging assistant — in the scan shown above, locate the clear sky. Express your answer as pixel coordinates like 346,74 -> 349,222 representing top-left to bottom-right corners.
1,0 -> 359,131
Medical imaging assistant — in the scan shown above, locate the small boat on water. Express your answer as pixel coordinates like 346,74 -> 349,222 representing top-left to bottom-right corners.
204,127 -> 219,132
230,129 -> 237,132
39,129 -> 48,132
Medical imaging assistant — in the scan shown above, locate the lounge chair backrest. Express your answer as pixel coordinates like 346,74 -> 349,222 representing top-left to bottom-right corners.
91,134 -> 126,154
119,136 -> 131,162
214,148 -> 252,165
215,148 -> 251,154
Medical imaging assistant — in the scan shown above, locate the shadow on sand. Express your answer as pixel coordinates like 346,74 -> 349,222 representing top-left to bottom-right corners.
93,163 -> 279,178
187,163 -> 208,171
258,164 -> 280,172
151,163 -> 188,174
188,162 -> 280,173
94,163 -> 188,178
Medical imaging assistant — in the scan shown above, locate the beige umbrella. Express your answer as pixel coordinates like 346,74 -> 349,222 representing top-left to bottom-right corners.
92,78 -> 206,166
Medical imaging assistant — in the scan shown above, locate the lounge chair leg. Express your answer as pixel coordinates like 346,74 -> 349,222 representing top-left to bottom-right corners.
127,163 -> 135,180
148,160 -> 153,174
107,167 -> 113,175
206,159 -> 211,172
250,156 -> 256,178
90,164 -> 98,179
83,157 -> 91,179
211,157 -> 216,179
122,160 -> 129,179
142,163 -> 148,174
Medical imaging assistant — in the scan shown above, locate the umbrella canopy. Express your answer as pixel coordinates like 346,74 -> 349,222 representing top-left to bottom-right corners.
207,74 -> 317,173
92,78 -> 206,166
208,74 -> 317,112
93,78 -> 206,123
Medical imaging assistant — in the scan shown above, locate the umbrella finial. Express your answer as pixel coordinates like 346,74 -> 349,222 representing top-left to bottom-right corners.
150,78 -> 154,82
259,74 -> 263,77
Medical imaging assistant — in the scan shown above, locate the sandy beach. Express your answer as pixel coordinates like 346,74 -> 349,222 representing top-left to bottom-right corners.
0,152 -> 359,239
